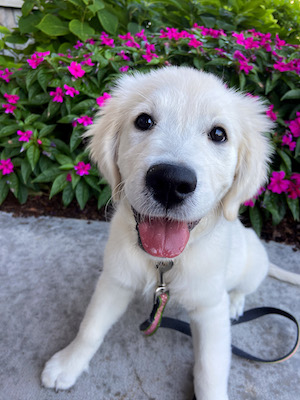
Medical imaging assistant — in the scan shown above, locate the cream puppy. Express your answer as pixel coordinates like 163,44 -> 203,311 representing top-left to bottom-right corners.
42,67 -> 291,399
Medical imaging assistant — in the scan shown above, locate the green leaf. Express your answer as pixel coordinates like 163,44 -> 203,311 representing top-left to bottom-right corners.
98,185 -> 111,209
50,173 -> 68,198
17,183 -> 28,204
7,172 -> 19,198
21,0 -> 36,16
26,68 -> 38,90
277,149 -> 292,174
287,197 -> 299,221
21,158 -> 32,184
37,69 -> 52,92
58,115 -> 77,124
97,9 -> 118,35
33,166 -> 61,183
281,89 -> 300,101
88,0 -> 105,14
75,179 -> 90,209
39,124 -> 56,137
62,183 -> 74,206
71,99 -> 95,113
69,19 -> 95,41
26,145 -> 40,170
0,124 -> 19,138
249,206 -> 262,236
0,25 -> 11,34
70,130 -> 82,152
84,175 -> 101,192
25,114 -> 40,125
36,14 -> 70,36
55,154 -> 73,165
71,170 -> 81,189
0,178 -> 9,205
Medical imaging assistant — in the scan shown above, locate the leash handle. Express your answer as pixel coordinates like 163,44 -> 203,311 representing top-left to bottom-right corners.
160,307 -> 300,364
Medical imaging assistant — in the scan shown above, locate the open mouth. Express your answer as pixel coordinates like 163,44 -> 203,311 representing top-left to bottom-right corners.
132,208 -> 200,259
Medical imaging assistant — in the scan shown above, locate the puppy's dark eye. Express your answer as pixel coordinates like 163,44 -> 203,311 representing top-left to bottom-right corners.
134,113 -> 155,131
208,127 -> 227,143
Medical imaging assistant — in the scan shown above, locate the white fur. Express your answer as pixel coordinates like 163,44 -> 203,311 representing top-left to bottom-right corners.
42,67 -> 289,399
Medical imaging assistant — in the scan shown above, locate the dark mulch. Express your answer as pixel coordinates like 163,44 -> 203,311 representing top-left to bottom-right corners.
1,192 -> 299,250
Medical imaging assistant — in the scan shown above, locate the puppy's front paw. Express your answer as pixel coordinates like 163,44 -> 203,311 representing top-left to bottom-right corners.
41,345 -> 88,390
229,291 -> 245,320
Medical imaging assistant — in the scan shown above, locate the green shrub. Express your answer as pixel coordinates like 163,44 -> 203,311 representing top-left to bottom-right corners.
0,25 -> 299,232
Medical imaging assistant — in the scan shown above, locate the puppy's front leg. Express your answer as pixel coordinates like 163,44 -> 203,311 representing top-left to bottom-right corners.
41,271 -> 134,390
190,292 -> 231,400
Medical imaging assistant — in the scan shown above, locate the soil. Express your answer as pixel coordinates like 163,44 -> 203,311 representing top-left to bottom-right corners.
1,192 -> 299,250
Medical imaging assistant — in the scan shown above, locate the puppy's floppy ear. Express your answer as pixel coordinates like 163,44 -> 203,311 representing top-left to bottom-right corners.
84,95 -> 122,202
222,95 -> 274,221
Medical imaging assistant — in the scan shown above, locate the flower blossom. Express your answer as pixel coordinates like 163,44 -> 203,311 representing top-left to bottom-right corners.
2,104 -> 16,114
0,158 -> 14,175
159,27 -> 192,40
275,34 -> 286,49
287,173 -> 300,199
0,68 -> 13,83
4,93 -> 20,104
117,50 -> 130,61
188,38 -> 203,48
68,61 -> 85,79
50,87 -> 64,103
74,41 -> 83,49
100,32 -> 114,47
96,92 -> 111,107
268,171 -> 289,194
17,130 -> 33,142
288,113 -> 300,138
142,43 -> 159,62
64,85 -> 79,97
74,161 -> 91,176
193,24 -> 226,38
81,58 -> 95,66
135,29 -> 147,41
119,65 -> 129,72
282,133 -> 296,151
77,115 -> 93,126
27,53 -> 44,69
233,51 -> 253,74
266,105 -> 277,121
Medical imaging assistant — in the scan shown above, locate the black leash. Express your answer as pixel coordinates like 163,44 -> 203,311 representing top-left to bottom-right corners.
160,307 -> 300,364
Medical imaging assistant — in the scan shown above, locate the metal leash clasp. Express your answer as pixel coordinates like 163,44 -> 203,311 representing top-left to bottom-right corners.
140,261 -> 173,336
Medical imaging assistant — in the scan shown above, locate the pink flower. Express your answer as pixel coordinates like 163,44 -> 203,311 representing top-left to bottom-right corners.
4,93 -> 20,104
96,92 -> 111,107
238,61 -> 253,74
119,65 -> 129,72
68,61 -> 85,79
282,133 -> 296,151
81,58 -> 94,66
266,105 -> 277,121
17,130 -> 33,142
188,38 -> 203,48
77,115 -> 93,126
142,43 -> 159,62
2,104 -> 16,114
74,161 -> 91,176
27,53 -> 44,69
66,173 -> 72,182
117,50 -> 130,61
50,87 -> 64,103
275,34 -> 286,49
268,171 -> 290,194
100,32 -> 114,47
0,158 -> 14,175
37,139 -> 42,145
74,40 -> 83,49
135,29 -> 147,41
232,32 -> 245,45
64,84 -> 79,97
0,68 -> 13,83
289,115 -> 300,138
244,199 -> 255,207
233,50 -> 248,62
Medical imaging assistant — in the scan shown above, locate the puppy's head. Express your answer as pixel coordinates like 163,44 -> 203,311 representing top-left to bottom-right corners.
85,67 -> 273,258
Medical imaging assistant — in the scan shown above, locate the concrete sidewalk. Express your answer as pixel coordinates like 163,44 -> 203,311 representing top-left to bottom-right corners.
0,211 -> 299,400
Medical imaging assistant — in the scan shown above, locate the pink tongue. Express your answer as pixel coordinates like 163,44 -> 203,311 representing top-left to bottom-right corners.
138,218 -> 190,258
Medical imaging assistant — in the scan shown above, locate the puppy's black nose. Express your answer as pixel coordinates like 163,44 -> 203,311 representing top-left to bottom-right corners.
145,163 -> 197,209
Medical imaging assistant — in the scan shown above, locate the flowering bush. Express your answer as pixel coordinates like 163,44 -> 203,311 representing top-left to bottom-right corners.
0,25 -> 299,233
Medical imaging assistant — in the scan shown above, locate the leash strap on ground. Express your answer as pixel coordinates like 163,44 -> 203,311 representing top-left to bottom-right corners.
160,307 -> 299,400
160,307 -> 300,364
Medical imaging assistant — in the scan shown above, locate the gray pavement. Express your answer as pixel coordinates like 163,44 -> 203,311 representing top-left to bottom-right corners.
0,211 -> 299,400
